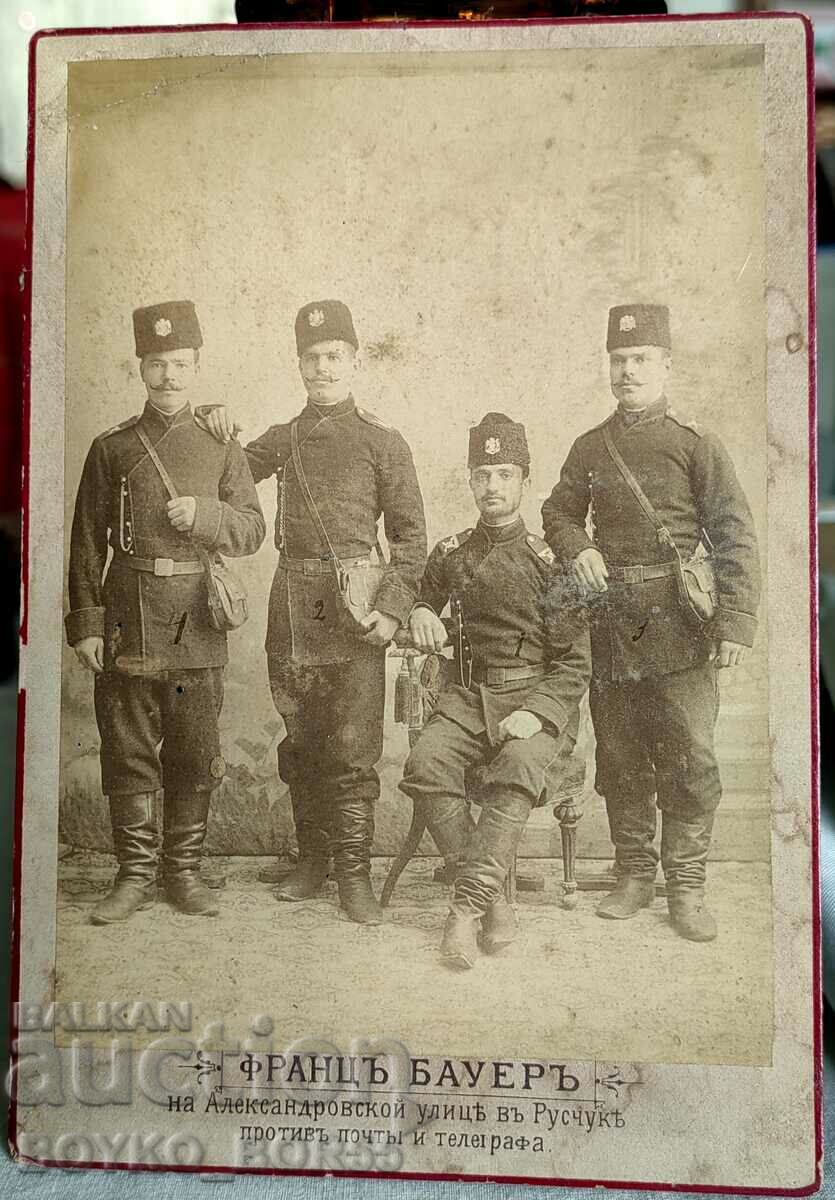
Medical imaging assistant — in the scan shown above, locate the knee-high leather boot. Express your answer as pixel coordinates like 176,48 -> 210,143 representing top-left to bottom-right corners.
259,768 -> 332,893
273,785 -> 331,901
332,797 -> 383,925
425,797 -> 512,951
162,789 -> 219,916
426,796 -> 475,863
596,792 -> 659,919
441,794 -> 531,970
91,793 -> 158,925
661,811 -> 717,942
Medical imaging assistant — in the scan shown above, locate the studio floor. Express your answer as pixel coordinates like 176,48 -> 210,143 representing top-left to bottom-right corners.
54,855 -> 773,1067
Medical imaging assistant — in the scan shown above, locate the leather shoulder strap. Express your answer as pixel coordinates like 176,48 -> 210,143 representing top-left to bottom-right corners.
289,421 -> 389,568
135,425 -> 179,501
134,424 -> 216,569
601,424 -> 674,549
290,421 -> 340,565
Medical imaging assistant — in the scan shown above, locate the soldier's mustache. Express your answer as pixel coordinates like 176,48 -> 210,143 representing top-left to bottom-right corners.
151,381 -> 184,391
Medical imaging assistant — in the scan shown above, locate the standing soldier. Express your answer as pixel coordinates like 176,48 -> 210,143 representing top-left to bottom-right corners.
65,301 -> 265,924
541,304 -> 761,942
400,413 -> 591,969
201,300 -> 426,924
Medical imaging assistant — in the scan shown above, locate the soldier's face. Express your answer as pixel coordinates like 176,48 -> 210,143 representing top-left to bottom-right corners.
299,340 -> 358,404
469,464 -> 528,524
609,344 -> 671,410
140,348 -> 198,412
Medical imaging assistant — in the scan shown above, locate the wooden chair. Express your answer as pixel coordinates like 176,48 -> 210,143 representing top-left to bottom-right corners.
381,645 -> 586,908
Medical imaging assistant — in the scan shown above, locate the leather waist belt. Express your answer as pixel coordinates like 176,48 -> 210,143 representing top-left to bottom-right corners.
607,561 -> 678,584
279,555 -> 371,575
469,663 -> 546,687
115,554 -> 204,577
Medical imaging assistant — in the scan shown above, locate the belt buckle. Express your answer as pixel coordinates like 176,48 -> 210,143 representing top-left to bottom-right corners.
303,558 -> 323,575
622,565 -> 643,584
154,558 -> 174,577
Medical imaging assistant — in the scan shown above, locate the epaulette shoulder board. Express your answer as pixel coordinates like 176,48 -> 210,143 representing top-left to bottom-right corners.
356,407 -> 394,432
526,533 -> 556,566
665,408 -> 703,437
437,528 -> 473,556
97,414 -> 140,440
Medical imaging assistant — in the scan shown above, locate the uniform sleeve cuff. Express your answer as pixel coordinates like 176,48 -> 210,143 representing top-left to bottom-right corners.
553,531 -> 595,565
65,607 -> 105,645
374,579 -> 415,626
191,498 -> 223,547
713,606 -> 757,648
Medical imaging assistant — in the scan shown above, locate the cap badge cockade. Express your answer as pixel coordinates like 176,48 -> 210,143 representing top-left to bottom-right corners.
154,318 -> 172,337
619,314 -> 636,333
485,437 -> 501,455
308,308 -> 325,328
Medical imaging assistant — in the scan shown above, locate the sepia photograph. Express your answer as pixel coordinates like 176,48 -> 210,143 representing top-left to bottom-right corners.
14,16 -> 816,1190
56,31 -> 771,1065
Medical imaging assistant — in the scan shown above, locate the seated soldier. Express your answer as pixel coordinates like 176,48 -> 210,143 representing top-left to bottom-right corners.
399,413 -> 591,969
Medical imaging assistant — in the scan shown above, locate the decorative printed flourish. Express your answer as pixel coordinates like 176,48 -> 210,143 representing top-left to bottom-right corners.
179,1051 -> 222,1085
596,1066 -> 642,1099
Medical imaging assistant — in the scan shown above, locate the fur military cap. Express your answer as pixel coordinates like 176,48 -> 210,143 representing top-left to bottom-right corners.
295,300 -> 358,356
468,412 -> 530,470
606,303 -> 671,352
133,300 -> 203,358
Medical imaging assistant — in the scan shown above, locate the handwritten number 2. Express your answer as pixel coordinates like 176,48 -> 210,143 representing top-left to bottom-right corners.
312,600 -> 326,621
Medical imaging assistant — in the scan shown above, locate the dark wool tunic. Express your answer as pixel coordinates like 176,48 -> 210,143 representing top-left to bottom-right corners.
66,401 -> 265,672
244,395 -> 427,666
541,398 -> 761,683
416,516 -> 591,741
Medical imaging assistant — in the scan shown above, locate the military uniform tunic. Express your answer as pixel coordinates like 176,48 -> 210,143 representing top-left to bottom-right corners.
400,516 -> 591,813
540,398 -> 761,853
541,398 -> 760,682
65,401 -> 265,795
241,394 -> 427,811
